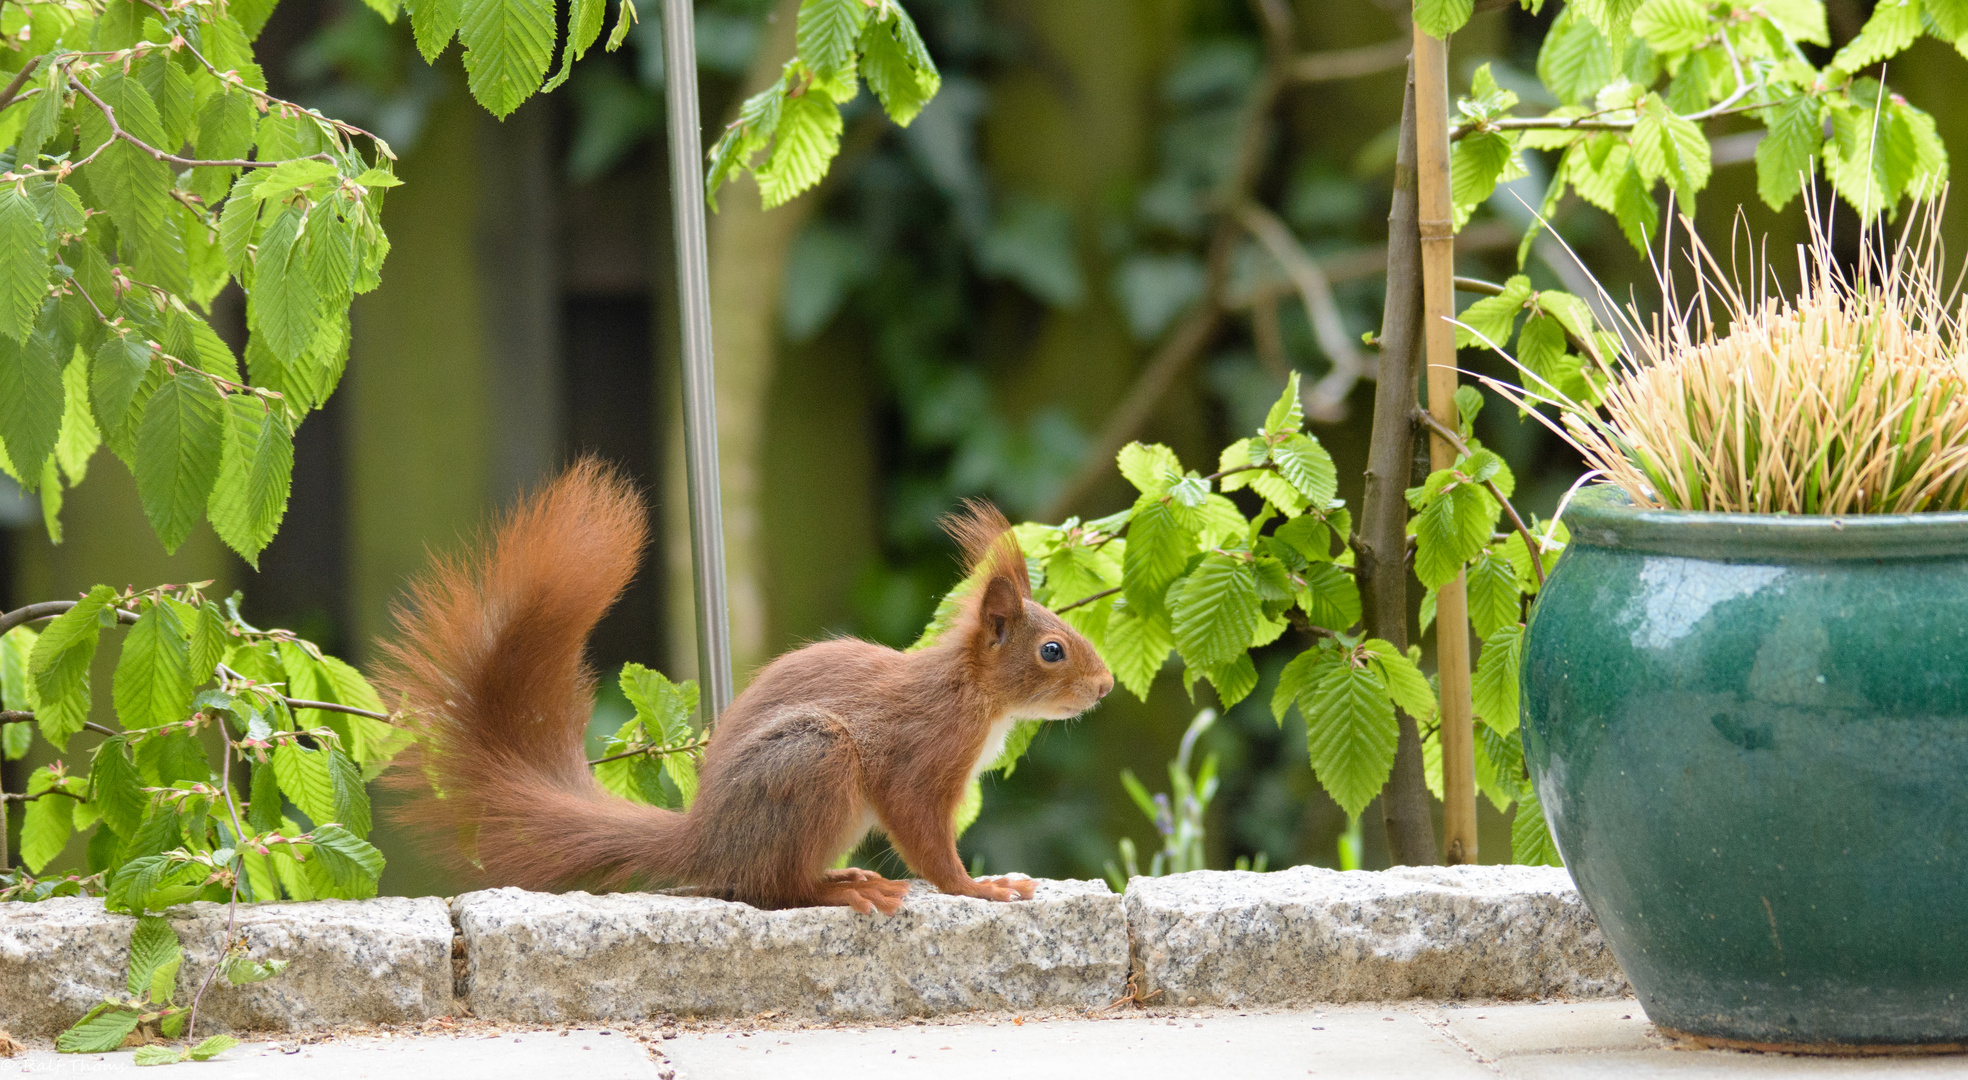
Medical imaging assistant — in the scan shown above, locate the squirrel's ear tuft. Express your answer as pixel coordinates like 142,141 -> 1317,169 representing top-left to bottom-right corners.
943,499 -> 1030,597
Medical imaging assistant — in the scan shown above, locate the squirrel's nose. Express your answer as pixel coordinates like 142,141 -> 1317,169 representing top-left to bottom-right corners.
1095,672 -> 1115,699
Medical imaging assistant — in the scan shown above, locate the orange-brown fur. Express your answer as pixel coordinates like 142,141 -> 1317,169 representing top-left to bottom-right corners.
380,461 -> 1113,913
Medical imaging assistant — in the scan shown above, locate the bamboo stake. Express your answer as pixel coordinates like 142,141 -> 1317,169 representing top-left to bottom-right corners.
1411,18 -> 1478,865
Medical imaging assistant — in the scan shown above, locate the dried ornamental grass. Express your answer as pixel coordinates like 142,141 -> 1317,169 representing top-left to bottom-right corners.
1486,205 -> 1968,516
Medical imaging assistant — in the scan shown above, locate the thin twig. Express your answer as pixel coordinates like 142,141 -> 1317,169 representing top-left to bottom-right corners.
588,739 -> 708,768
0,56 -> 41,113
183,738 -> 247,1045
1052,586 -> 1120,615
69,76 -> 328,170
1412,409 -> 1546,587
0,787 -> 83,804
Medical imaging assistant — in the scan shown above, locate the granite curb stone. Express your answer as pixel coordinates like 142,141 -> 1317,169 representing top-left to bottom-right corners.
1125,865 -> 1629,1005
3,868 -> 1632,1034
452,878 -> 1128,1021
0,895 -> 455,1036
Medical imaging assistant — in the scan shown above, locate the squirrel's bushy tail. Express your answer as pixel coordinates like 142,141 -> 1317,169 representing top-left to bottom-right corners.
379,459 -> 696,891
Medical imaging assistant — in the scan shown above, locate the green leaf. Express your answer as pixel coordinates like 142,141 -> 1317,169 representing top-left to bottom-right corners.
1538,8 -> 1615,105
1761,0 -> 1829,43
135,373 -> 225,553
1120,495 -> 1191,615
1631,94 -> 1711,215
248,754 -> 283,833
126,914 -> 182,999
1450,130 -> 1516,229
0,317 -> 65,480
56,1008 -> 141,1053
1203,653 -> 1259,708
458,0 -> 555,118
21,776 -> 73,871
247,204 -> 320,363
305,823 -> 385,895
1295,562 -> 1360,631
1833,0 -> 1920,71
327,747 -> 372,837
222,956 -> 287,986
0,186 -> 51,342
1413,482 -> 1497,589
542,0 -> 604,92
1168,552 -> 1260,670
1631,0 -> 1709,52
1454,274 -> 1530,349
1303,660 -> 1399,819
113,600 -> 196,732
1271,434 -> 1336,508
619,662 -> 698,742
796,0 -> 868,75
860,6 -> 940,126
187,1032 -> 241,1060
209,395 -> 294,567
1263,370 -> 1303,436
134,1044 -> 189,1066
1117,442 -> 1181,497
252,159 -> 338,202
272,741 -> 336,826
93,738 -> 147,837
1273,645 -> 1341,723
1413,0 -> 1474,38
16,64 -> 66,163
1103,604 -> 1173,701
1467,549 -> 1523,640
605,0 -> 636,52
1363,640 -> 1436,724
29,584 -> 115,747
406,0 -> 465,61
756,91 -> 843,209
1512,783 -> 1563,865
1472,622 -> 1524,736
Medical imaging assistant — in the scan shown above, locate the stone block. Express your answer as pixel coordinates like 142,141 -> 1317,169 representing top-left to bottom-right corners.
0,896 -> 454,1036
1126,866 -> 1629,1006
455,879 -> 1126,1022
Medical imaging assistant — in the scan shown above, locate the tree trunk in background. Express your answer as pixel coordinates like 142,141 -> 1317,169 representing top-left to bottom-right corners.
347,85 -> 491,659
1359,60 -> 1439,867
475,99 -> 562,500
664,0 -> 814,687
993,0 -> 1196,508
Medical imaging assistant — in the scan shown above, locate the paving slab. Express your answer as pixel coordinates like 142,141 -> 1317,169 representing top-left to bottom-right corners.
1126,865 -> 1628,1006
658,1007 -> 1493,1080
1499,1050 -> 1968,1078
454,879 -> 1126,1022
0,897 -> 454,1036
4,1032 -> 660,1079
1428,999 -> 1665,1058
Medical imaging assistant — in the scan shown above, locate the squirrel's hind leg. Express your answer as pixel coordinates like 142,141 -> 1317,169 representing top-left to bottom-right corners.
693,709 -> 879,910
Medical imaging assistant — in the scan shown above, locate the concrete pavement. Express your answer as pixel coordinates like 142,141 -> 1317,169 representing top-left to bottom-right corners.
11,1001 -> 1968,1078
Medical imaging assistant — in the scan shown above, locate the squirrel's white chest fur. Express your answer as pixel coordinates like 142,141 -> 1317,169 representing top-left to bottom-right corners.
970,715 -> 1020,779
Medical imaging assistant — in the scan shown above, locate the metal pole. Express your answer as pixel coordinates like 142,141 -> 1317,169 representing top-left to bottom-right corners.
660,0 -> 735,724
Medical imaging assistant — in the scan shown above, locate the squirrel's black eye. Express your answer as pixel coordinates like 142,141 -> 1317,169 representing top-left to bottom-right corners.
1040,641 -> 1065,663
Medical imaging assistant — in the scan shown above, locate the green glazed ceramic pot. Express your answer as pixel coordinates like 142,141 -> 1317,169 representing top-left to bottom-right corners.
1522,486 -> 1968,1051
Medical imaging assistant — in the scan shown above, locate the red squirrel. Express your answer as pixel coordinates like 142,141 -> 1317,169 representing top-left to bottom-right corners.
380,460 -> 1114,914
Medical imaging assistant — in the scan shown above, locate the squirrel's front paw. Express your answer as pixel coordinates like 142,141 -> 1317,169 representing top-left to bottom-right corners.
968,875 -> 1037,902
